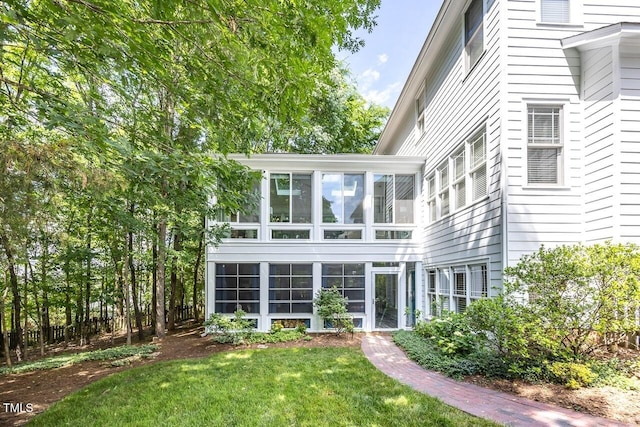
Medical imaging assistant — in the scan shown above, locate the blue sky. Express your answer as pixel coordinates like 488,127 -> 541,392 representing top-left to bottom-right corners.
339,1 -> 442,110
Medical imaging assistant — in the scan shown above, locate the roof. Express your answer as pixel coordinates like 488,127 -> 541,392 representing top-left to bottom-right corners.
227,153 -> 425,172
561,22 -> 640,51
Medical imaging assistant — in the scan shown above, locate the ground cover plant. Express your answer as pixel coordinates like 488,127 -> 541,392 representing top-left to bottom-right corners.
30,347 -> 497,427
0,344 -> 157,375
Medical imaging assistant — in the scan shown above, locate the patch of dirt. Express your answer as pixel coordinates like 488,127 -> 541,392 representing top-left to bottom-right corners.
1,325 -> 639,425
0,323 -> 360,426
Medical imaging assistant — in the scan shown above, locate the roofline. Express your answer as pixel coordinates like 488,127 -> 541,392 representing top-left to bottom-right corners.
561,22 -> 640,50
226,153 -> 426,172
374,0 -> 456,155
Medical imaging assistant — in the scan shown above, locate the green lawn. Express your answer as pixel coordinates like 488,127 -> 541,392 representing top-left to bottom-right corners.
31,347 -> 497,427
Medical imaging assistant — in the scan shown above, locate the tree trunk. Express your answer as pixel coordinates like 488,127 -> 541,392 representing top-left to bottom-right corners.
0,232 -> 23,361
1,287 -> 11,367
84,209 -> 92,344
168,231 -> 180,331
155,219 -> 167,338
30,259 -> 45,356
64,254 -> 72,343
151,237 -> 157,335
193,220 -> 204,323
123,244 -> 132,346
128,217 -> 144,341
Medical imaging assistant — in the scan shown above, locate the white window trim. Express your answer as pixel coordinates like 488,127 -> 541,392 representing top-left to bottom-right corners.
463,0 -> 485,72
525,103 -> 566,188
468,128 -> 487,202
415,84 -> 427,140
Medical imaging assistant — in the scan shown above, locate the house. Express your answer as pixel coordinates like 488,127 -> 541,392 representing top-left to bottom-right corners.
206,0 -> 640,331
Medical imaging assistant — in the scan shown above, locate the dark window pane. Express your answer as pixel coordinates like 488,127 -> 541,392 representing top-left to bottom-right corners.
216,263 -> 237,275
322,277 -> 343,288
347,302 -> 365,313
292,290 -> 312,300
270,264 -> 291,275
344,290 -> 365,300
238,263 -> 259,276
292,264 -> 312,275
322,264 -> 343,276
344,264 -> 364,276
238,277 -> 259,289
291,303 -> 313,313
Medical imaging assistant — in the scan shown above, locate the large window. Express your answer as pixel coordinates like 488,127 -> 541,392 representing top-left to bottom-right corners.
527,105 -> 563,185
321,173 -> 364,224
374,174 -> 415,224
437,162 -> 450,217
426,174 -> 436,222
215,263 -> 260,314
541,0 -> 569,23
322,264 -> 365,313
428,264 -> 488,317
270,173 -> 312,223
465,0 -> 484,70
452,147 -> 466,210
269,264 -> 313,314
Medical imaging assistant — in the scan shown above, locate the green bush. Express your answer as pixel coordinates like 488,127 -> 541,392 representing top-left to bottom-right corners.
414,312 -> 479,357
246,330 -> 306,344
204,309 -> 255,344
313,287 -> 354,335
546,361 -> 596,389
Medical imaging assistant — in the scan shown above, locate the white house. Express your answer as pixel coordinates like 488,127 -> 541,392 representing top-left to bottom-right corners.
206,0 -> 640,331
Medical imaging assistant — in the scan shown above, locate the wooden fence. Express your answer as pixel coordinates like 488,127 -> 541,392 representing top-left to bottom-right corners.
0,305 -> 198,353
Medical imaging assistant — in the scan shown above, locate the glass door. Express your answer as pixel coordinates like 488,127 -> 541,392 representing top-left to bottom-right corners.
374,273 -> 399,329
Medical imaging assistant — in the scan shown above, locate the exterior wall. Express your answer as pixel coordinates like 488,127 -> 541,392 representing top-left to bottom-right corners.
620,48 -> 640,240
582,46 -> 616,243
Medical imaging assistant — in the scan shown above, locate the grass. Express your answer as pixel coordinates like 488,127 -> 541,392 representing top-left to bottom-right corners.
30,347 -> 498,427
0,345 -> 158,375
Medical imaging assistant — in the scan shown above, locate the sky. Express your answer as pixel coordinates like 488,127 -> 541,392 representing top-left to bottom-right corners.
339,1 -> 442,110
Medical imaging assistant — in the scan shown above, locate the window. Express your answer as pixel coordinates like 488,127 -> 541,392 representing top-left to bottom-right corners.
453,268 -> 467,313
527,105 -> 563,185
465,0 -> 484,69
437,163 -> 449,217
321,173 -> 364,224
270,173 -> 312,223
426,270 -> 437,316
470,264 -> 488,299
541,0 -> 569,23
426,174 -> 436,222
322,264 -> 365,313
373,174 -> 415,224
215,263 -> 260,314
416,87 -> 426,136
452,148 -> 466,209
218,180 -> 260,238
470,130 -> 487,200
269,264 -> 313,314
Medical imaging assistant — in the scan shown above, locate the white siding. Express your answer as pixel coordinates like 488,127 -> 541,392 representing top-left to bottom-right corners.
503,0 -> 585,264
620,50 -> 640,241
397,2 -> 504,290
583,46 -> 616,243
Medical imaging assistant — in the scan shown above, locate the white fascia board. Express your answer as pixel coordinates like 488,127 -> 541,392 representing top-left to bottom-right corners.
561,22 -> 640,52
226,153 -> 426,173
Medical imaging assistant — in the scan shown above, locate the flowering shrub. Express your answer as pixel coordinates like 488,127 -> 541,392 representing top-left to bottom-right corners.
414,311 -> 479,356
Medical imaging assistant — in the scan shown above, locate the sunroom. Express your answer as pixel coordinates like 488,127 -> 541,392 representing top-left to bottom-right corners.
205,154 -> 426,332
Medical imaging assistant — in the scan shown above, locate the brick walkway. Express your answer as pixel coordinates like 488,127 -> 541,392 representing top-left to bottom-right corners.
361,334 -> 628,427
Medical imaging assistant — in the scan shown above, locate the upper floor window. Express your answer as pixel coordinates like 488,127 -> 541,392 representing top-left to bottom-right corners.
270,173 -> 312,223
373,174 -> 415,224
541,0 -> 569,23
321,173 -> 364,224
469,129 -> 487,200
527,105 -> 563,185
218,181 -> 261,224
465,0 -> 484,70
416,87 -> 426,136
426,174 -> 436,222
452,147 -> 466,210
437,163 -> 450,217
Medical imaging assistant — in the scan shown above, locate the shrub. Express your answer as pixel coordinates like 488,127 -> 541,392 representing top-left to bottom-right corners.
313,287 -> 354,335
546,361 -> 596,389
413,311 -> 479,357
204,309 -> 254,344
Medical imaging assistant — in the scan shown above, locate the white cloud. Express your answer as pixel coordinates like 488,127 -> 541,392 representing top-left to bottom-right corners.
359,68 -> 381,91
363,81 -> 403,107
377,54 -> 389,64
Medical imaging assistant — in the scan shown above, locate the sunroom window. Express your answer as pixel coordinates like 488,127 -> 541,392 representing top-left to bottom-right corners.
373,174 -> 415,224
270,173 -> 312,223
321,173 -> 364,224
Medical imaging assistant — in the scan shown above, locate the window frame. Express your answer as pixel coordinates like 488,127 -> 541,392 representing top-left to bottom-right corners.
469,128 -> 487,201
415,85 -> 426,137
526,104 -> 564,186
269,172 -> 312,224
373,173 -> 416,225
540,0 -> 570,24
464,0 -> 484,71
268,264 -> 314,315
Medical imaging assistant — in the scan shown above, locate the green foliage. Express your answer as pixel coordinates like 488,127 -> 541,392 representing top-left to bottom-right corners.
246,330 -> 307,344
546,361 -> 597,390
0,345 -> 157,375
413,312 -> 480,357
204,309 -> 255,345
504,242 -> 640,357
313,287 -> 354,335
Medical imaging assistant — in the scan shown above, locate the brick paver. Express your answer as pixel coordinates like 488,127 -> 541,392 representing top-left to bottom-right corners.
361,334 -> 628,427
